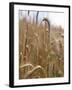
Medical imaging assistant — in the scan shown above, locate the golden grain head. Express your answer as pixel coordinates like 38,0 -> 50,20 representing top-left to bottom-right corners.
50,51 -> 55,55
34,33 -> 38,37
20,52 -> 22,55
46,28 -> 48,32
58,70 -> 63,75
26,44 -> 29,48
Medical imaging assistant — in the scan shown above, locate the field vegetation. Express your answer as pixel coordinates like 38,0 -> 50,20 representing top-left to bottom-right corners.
19,11 -> 64,79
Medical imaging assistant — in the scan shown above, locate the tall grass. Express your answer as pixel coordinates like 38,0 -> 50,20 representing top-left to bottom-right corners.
19,14 -> 64,79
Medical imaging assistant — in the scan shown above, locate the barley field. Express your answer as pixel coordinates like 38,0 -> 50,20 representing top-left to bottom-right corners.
19,11 -> 64,79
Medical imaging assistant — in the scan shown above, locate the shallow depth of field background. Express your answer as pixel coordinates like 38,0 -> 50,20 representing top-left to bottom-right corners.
19,10 -> 64,79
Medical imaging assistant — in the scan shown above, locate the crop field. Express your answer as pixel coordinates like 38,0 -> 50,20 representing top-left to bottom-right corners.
19,11 -> 64,79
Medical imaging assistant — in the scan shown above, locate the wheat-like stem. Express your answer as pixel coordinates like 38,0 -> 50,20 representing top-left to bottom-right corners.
24,65 -> 47,79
